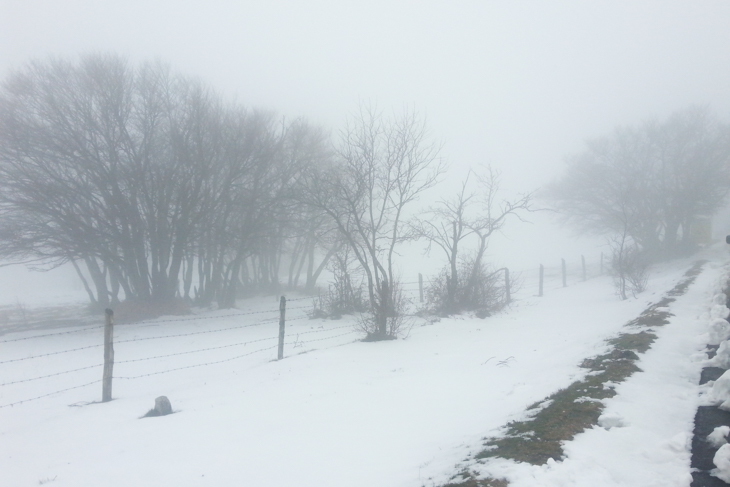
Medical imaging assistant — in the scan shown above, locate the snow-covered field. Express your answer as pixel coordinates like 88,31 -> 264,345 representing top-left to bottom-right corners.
1,247 -> 728,487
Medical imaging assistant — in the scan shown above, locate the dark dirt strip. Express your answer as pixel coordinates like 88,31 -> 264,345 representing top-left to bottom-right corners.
691,280 -> 730,487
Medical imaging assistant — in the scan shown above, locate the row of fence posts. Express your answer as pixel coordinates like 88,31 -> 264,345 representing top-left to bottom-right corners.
99,253 -> 605,402
100,297 -> 291,403
539,253 -> 604,297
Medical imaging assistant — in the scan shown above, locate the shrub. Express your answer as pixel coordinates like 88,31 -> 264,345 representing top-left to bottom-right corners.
358,278 -> 413,340
309,248 -> 366,319
610,238 -> 649,300
427,257 -> 504,316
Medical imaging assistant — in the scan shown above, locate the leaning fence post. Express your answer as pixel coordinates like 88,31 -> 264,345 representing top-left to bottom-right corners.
102,308 -> 114,403
562,258 -> 567,288
418,273 -> 424,303
504,268 -> 511,304
539,264 -> 544,297
582,255 -> 587,281
277,296 -> 286,360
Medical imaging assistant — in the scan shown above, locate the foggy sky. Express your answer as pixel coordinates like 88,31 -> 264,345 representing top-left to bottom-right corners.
2,0 -> 730,269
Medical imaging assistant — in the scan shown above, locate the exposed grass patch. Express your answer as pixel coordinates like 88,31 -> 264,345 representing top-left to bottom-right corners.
624,301 -> 674,328
437,261 -> 707,486
667,260 -> 706,296
442,472 -> 508,487
452,260 -> 706,484
607,331 -> 657,354
476,352 -> 640,465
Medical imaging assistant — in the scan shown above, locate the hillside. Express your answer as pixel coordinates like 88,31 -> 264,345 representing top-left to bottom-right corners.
1,247 -> 728,487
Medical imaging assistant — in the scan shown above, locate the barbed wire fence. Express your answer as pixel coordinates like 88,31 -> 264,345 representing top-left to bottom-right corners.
409,253 -> 606,303
0,254 -> 605,409
0,296 -> 361,409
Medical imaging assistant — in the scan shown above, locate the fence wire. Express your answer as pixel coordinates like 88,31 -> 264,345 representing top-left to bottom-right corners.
116,335 -> 281,364
4,282 -> 517,409
0,316 -> 312,365
0,343 -> 104,364
113,345 -> 280,380
0,297 -> 360,410
0,324 -> 105,344
0,380 -> 101,409
0,363 -> 103,387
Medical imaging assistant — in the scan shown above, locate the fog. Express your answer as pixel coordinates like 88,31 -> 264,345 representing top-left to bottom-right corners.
2,0 -> 730,273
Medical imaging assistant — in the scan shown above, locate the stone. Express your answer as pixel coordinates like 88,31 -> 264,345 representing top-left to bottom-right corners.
154,396 -> 172,415
142,395 -> 173,417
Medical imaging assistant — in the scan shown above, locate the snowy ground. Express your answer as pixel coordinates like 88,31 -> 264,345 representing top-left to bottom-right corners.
0,247 -> 728,487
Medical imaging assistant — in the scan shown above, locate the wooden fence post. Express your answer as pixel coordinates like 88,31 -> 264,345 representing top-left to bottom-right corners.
277,296 -> 286,360
102,308 -> 114,403
582,255 -> 587,281
562,259 -> 567,288
539,264 -> 544,297
504,268 -> 511,304
418,273 -> 424,303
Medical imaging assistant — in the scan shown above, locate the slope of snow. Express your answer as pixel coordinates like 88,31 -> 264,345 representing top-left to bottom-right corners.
0,249 -> 727,487
444,253 -> 729,487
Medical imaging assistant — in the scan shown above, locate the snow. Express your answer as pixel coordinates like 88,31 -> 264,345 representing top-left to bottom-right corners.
0,262 -> 88,308
597,411 -> 629,430
707,426 -> 730,448
715,444 -> 730,483
709,340 -> 730,369
709,370 -> 730,412
1,247 -> 729,486
708,318 -> 730,346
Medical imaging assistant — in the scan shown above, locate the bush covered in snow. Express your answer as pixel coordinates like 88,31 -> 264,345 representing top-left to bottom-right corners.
426,258 -> 505,316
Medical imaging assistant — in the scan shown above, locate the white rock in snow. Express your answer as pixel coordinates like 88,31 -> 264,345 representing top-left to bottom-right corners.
711,305 -> 730,320
597,411 -> 627,430
709,340 -> 730,368
708,426 -> 730,448
709,320 -> 730,346
709,370 -> 730,411
713,444 -> 730,483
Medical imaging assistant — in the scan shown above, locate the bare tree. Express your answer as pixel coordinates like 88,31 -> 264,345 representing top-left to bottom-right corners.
304,104 -> 445,338
412,166 -> 533,314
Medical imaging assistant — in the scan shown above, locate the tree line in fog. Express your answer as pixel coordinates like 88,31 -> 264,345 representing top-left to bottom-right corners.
1,53 -> 728,334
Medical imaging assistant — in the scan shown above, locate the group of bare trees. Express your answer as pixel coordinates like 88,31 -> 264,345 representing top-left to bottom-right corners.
546,106 -> 730,299
0,54 -> 534,337
0,54 -> 333,309
547,107 -> 730,259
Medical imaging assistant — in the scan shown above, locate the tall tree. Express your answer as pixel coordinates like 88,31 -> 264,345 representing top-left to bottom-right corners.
305,105 -> 444,337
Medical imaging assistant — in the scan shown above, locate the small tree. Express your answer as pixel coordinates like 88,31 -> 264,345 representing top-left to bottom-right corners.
358,278 -> 413,340
412,166 -> 532,314
313,247 -> 366,319
609,232 -> 649,300
303,104 -> 444,339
